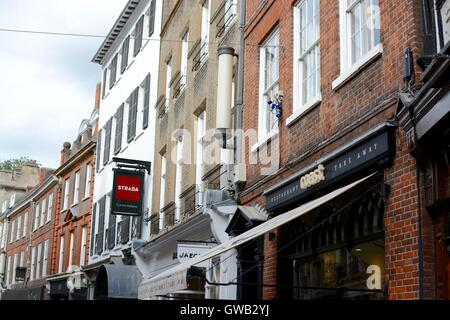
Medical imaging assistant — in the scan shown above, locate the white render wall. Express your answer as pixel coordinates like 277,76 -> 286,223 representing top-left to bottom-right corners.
89,0 -> 162,265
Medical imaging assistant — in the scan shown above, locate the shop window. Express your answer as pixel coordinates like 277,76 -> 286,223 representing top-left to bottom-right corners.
282,188 -> 385,300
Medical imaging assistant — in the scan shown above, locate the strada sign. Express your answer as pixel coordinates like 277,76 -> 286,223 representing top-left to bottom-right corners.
111,169 -> 144,216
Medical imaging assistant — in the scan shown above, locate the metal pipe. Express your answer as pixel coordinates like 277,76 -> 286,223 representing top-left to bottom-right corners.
234,0 -> 246,197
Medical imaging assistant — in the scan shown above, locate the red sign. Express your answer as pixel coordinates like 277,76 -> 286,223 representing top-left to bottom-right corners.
111,168 -> 144,216
115,175 -> 141,202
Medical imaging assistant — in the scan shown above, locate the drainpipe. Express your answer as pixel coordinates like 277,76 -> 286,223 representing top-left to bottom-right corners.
234,0 -> 246,200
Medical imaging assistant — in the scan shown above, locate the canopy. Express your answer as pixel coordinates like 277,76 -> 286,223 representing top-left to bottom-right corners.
138,174 -> 374,299
94,264 -> 142,299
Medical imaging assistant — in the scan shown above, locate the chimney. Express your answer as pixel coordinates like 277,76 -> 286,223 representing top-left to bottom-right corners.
94,82 -> 101,110
60,142 -> 72,165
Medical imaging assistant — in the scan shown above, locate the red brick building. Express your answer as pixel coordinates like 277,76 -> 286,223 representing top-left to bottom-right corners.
238,0 -> 435,300
1,85 -> 100,300
46,87 -> 99,300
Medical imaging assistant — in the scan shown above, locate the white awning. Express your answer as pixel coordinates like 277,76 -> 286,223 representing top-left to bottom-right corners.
138,174 -> 374,299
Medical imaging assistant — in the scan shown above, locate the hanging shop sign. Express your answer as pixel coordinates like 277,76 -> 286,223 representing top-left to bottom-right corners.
111,168 -> 145,216
265,122 -> 396,210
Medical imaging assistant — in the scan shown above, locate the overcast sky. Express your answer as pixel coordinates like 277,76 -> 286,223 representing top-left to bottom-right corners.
0,0 -> 128,169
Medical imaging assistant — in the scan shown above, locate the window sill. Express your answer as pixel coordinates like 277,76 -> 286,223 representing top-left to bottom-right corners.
332,43 -> 383,91
126,59 -> 135,72
71,202 -> 78,208
251,130 -> 279,153
103,91 -> 110,100
286,97 -> 322,127
120,145 -> 129,154
82,196 -> 90,202
142,39 -> 150,50
134,131 -> 145,142
197,57 -> 209,72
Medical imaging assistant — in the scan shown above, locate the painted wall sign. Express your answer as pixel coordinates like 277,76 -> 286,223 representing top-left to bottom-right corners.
366,265 -> 382,290
111,169 -> 144,216
176,243 -> 214,268
300,164 -> 325,189
265,125 -> 396,210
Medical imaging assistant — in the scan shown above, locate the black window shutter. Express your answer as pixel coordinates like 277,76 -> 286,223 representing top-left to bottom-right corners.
134,15 -> 144,57
121,35 -> 130,74
114,104 -> 124,155
127,88 -> 138,142
108,205 -> 116,250
96,129 -> 102,173
422,0 -> 438,56
98,196 -> 106,252
109,54 -> 118,89
143,73 -> 151,129
103,118 -> 112,165
102,69 -> 107,98
148,0 -> 156,37
90,203 -> 97,256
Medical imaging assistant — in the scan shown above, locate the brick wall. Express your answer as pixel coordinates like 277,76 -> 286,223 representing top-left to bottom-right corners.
241,0 -> 428,300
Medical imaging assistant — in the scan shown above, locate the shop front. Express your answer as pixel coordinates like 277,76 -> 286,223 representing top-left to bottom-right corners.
133,212 -> 217,300
46,268 -> 89,300
262,121 -> 396,300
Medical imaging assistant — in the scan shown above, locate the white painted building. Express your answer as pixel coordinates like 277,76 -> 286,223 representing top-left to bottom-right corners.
86,0 -> 161,299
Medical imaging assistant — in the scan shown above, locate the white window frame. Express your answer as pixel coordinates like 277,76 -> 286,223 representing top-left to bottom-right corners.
36,243 -> 42,279
165,58 -> 172,109
289,0 -> 322,125
40,198 -> 46,227
10,220 -> 15,243
200,0 -> 211,63
68,232 -> 74,267
180,31 -> 189,91
0,222 -> 3,249
46,194 -> 53,223
2,201 -> 7,213
84,163 -> 92,199
12,253 -> 18,284
20,251 -> 25,267
6,256 -> 12,285
63,179 -> 70,210
174,137 -> 183,222
195,111 -> 206,207
73,171 -> 80,205
58,235 -> 65,273
224,0 -> 237,33
80,226 -> 87,266
16,216 -> 21,241
23,212 -> 28,237
256,28 -> 280,147
10,193 -> 16,207
159,154 -> 167,230
333,0 -> 382,89
30,247 -> 36,281
42,240 -> 49,277
33,203 -> 40,231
